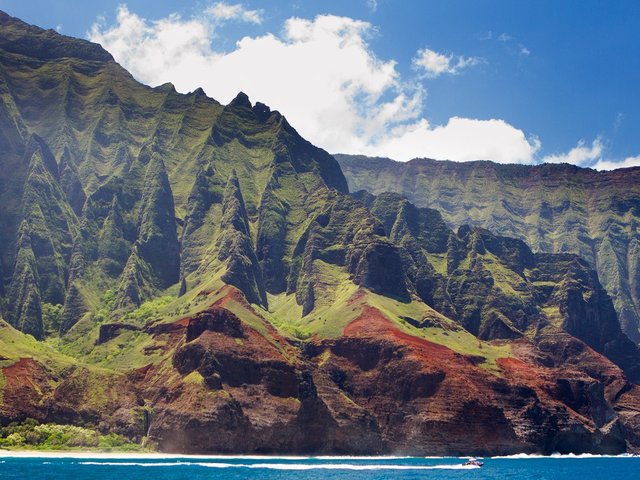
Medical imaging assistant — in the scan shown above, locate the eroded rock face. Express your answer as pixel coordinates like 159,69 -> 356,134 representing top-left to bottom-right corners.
96,322 -> 140,345
3,304 -> 640,454
88,306 -> 640,454
184,307 -> 245,341
337,154 -> 640,343
352,191 -> 640,384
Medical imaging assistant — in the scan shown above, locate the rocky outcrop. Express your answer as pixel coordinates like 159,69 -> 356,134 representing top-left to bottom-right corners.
288,193 -> 411,312
96,322 -> 140,345
135,157 -> 180,290
216,171 -> 267,307
58,147 -> 86,215
59,281 -> 85,334
70,306 -> 640,454
6,223 -> 43,338
0,10 -> 113,62
3,292 -> 640,455
5,135 -> 78,337
180,165 -> 221,277
255,168 -> 293,293
115,248 -> 153,309
184,307 -> 245,341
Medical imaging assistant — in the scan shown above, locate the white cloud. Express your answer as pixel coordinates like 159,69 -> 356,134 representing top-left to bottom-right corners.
362,117 -> 541,163
542,139 -> 603,166
412,48 -> 480,78
519,45 -> 530,56
89,5 -> 541,164
592,155 -> 640,171
542,139 -> 640,170
205,2 -> 263,24
366,0 -> 378,12
498,32 -> 512,42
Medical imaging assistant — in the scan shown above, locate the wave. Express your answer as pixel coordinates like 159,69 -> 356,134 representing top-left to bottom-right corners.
0,451 -> 307,460
78,461 -> 479,470
0,451 -> 457,462
2,450 -> 636,462
492,453 -> 637,459
311,455 -> 415,460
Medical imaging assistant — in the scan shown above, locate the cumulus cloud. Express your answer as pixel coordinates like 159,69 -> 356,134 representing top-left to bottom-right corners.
592,156 -> 640,171
412,48 -> 480,78
541,139 -> 640,171
542,139 -> 603,166
89,5 -> 540,163
363,117 -> 540,163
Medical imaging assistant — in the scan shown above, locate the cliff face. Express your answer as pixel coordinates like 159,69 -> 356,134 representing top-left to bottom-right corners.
356,191 -> 640,384
1,10 -> 640,455
3,302 -> 640,455
337,154 -> 640,343
0,10 -> 347,336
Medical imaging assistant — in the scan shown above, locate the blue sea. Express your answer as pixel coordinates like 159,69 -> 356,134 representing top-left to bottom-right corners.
0,453 -> 638,480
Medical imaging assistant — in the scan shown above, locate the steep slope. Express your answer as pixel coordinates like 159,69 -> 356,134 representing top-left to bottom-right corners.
2,10 -> 640,455
0,10 -> 347,335
356,191 -> 640,382
0,318 -> 142,436
337,154 -> 640,343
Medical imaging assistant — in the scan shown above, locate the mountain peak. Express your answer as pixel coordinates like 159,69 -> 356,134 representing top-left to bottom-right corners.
0,10 -> 113,62
229,91 -> 252,109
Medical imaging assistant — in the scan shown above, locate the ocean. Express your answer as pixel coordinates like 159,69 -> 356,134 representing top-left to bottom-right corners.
0,452 -> 638,479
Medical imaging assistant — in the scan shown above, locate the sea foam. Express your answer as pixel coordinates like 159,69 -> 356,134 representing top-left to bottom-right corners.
77,461 -> 479,470
492,453 -> 637,459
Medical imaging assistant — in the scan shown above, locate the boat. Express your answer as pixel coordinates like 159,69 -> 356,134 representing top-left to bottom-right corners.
463,458 -> 484,467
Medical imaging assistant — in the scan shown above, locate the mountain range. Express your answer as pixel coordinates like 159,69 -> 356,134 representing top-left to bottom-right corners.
1,11 -> 640,455
337,154 -> 640,344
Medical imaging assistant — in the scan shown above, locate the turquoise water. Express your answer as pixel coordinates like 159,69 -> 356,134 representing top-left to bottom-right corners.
1,454 -> 638,479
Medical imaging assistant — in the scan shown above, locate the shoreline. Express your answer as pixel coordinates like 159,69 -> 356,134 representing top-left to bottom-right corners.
0,449 -> 637,460
0,450 -> 410,459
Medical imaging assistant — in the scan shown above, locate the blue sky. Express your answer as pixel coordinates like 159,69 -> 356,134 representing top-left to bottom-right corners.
1,0 -> 639,168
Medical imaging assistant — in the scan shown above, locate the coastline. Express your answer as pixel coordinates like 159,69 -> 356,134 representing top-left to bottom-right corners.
0,449 -> 636,460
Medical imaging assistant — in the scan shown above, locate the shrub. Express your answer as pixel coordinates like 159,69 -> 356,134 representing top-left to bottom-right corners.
0,419 -> 138,450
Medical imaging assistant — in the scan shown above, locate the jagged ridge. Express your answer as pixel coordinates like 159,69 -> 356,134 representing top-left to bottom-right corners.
337,154 -> 640,343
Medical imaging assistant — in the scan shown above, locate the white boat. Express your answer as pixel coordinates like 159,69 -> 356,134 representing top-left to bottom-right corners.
463,457 -> 484,467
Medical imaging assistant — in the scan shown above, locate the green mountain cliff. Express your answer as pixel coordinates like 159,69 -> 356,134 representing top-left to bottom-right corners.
2,11 -> 640,455
337,154 -> 640,343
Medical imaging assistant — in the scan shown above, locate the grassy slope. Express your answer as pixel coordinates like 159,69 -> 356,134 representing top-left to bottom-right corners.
0,319 -> 125,417
262,260 -> 512,373
0,320 -> 74,368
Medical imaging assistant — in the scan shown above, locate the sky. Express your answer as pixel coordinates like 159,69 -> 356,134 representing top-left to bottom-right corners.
1,0 -> 639,169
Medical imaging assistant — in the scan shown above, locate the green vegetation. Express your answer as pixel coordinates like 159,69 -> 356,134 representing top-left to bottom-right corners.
0,419 -> 147,452
41,303 -> 64,336
0,319 -> 75,367
121,296 -> 174,325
